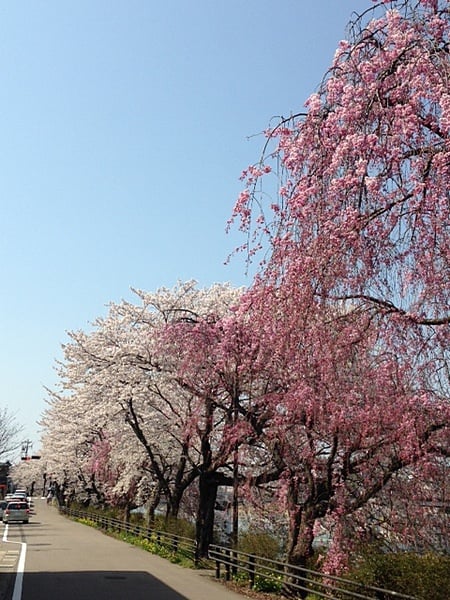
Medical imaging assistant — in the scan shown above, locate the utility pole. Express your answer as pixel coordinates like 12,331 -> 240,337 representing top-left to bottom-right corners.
21,439 -> 33,460
231,392 -> 239,550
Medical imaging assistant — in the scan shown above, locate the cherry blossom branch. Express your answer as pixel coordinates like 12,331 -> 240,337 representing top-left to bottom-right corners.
335,293 -> 450,325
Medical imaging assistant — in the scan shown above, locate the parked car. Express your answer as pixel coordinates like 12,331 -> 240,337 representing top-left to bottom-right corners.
2,501 -> 30,524
0,501 -> 7,519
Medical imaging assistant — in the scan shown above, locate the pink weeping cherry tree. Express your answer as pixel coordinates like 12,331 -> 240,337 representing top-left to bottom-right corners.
230,0 -> 450,573
236,290 -> 449,573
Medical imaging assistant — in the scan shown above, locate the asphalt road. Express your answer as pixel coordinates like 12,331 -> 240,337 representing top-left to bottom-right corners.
0,498 -> 247,600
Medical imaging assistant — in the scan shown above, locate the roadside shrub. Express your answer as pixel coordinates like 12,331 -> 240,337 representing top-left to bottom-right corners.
238,530 -> 281,560
230,569 -> 283,594
129,511 -> 145,524
153,515 -> 195,539
253,573 -> 283,593
72,502 -> 122,521
349,548 -> 450,600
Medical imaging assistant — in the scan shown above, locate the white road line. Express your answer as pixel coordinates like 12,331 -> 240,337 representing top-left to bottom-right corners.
2,523 -> 27,600
12,542 -> 26,600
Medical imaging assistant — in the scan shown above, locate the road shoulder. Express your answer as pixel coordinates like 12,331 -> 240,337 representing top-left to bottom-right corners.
0,541 -> 18,600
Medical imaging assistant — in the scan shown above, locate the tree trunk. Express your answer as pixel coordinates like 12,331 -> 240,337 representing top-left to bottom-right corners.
195,471 -> 219,559
287,512 -> 314,566
123,502 -> 131,523
146,484 -> 161,527
285,485 -> 316,599
165,490 -> 182,521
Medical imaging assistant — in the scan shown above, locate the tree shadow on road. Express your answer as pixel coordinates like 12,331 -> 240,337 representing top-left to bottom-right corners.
17,570 -> 189,600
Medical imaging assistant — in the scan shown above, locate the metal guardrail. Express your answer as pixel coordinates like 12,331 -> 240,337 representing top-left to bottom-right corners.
208,545 -> 419,600
60,507 -> 418,600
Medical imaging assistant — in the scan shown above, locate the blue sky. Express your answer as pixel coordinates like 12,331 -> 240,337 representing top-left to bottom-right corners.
0,0 -> 370,455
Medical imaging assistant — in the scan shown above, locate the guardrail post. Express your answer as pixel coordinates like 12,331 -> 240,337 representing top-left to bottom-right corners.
232,549 -> 238,577
215,554 -> 221,580
249,555 -> 256,589
225,549 -> 231,581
